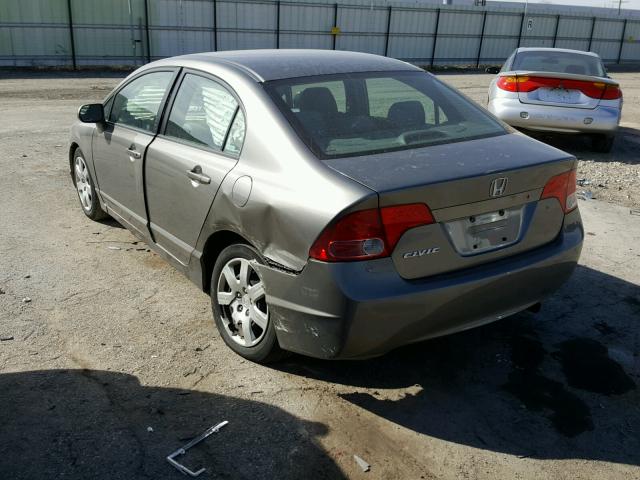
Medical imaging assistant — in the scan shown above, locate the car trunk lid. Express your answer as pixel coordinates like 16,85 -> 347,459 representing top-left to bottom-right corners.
324,132 -> 576,279
503,71 -> 619,110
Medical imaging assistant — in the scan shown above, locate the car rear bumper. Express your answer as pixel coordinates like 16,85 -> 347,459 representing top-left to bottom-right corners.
257,208 -> 584,359
489,98 -> 620,134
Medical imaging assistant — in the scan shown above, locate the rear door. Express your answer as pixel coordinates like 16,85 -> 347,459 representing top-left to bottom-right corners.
92,70 -> 176,235
144,71 -> 246,265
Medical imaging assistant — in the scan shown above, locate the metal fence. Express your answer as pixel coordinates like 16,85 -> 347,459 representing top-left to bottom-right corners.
2,0 -> 640,69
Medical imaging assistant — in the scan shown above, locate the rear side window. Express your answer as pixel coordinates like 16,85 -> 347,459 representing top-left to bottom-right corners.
109,71 -> 173,132
500,52 -> 516,73
224,110 -> 246,155
265,71 -> 505,159
165,73 -> 244,153
512,51 -> 605,77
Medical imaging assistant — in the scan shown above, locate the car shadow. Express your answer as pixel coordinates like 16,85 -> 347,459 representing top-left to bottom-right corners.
0,369 -> 344,480
95,216 -> 126,229
277,264 -> 639,465
522,126 -> 640,165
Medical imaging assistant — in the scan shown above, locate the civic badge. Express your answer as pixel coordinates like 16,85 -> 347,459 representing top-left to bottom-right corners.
490,177 -> 508,197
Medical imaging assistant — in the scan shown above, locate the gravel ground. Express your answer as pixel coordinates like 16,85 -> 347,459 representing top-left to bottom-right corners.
0,72 -> 639,480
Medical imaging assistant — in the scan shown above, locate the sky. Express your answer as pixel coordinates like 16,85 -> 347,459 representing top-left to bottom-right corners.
492,0 -> 640,10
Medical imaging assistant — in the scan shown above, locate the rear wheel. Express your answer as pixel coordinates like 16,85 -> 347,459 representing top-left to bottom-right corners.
591,134 -> 615,153
73,148 -> 108,220
210,244 -> 286,363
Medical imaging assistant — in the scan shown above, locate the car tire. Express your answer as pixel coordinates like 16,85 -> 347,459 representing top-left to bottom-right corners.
591,134 -> 615,153
72,147 -> 109,221
210,244 -> 287,363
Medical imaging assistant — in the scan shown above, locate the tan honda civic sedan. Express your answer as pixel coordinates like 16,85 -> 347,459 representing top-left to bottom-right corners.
70,49 -> 583,362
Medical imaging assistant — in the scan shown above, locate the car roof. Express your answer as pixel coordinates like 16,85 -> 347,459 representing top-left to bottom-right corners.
516,47 -> 600,58
150,49 -> 421,82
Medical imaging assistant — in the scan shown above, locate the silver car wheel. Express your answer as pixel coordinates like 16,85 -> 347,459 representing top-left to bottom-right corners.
74,155 -> 92,212
216,257 -> 268,348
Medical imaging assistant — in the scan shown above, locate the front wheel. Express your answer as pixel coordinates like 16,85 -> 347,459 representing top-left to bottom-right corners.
210,244 -> 285,363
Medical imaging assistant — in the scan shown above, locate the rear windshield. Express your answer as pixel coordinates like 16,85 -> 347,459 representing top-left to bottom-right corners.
264,71 -> 506,159
512,51 -> 605,77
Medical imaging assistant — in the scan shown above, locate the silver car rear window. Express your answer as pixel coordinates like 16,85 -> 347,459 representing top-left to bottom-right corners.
264,71 -> 507,160
512,51 -> 605,77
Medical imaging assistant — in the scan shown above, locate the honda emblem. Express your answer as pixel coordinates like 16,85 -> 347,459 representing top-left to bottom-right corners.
490,177 -> 508,197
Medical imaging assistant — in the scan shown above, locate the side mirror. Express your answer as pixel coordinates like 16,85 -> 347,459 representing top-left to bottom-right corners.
78,103 -> 105,123
485,66 -> 500,74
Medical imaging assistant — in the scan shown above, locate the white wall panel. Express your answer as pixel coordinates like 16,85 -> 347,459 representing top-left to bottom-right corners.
1,0 -> 639,67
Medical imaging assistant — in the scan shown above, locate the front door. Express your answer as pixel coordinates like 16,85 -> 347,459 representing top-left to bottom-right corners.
92,70 -> 175,235
145,72 -> 246,265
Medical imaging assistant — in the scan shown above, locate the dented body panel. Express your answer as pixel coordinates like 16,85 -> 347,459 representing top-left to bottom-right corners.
257,208 -> 583,359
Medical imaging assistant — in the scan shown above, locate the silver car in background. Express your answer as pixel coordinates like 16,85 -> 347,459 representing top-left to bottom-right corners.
70,50 -> 583,363
487,47 -> 622,152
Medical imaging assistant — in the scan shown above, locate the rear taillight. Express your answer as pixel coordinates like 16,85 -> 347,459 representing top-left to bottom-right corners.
496,75 -> 519,92
309,203 -> 434,262
497,75 -> 621,100
541,169 -> 577,213
601,83 -> 622,100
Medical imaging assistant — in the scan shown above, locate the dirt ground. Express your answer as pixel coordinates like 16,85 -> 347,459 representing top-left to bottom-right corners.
0,71 -> 639,480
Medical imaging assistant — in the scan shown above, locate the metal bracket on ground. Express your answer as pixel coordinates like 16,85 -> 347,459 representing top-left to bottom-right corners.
166,421 -> 229,477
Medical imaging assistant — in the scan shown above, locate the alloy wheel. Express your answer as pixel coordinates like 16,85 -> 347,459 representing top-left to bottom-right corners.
216,257 -> 269,347
74,155 -> 93,212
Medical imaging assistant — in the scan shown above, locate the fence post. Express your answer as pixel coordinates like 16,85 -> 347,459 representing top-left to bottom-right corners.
552,15 -> 560,48
332,3 -> 338,50
517,12 -> 525,47
617,19 -> 627,64
66,0 -> 76,70
430,9 -> 440,68
587,17 -> 596,52
213,0 -> 218,51
144,0 -> 151,63
384,6 -> 392,57
276,1 -> 281,49
476,10 -> 487,68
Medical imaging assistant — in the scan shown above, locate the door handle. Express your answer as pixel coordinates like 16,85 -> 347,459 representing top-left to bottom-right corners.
186,166 -> 211,185
127,147 -> 141,159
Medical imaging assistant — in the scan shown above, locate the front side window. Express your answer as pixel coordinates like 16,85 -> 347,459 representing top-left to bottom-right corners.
265,71 -> 506,159
103,95 -> 115,120
165,73 -> 243,152
109,71 -> 174,132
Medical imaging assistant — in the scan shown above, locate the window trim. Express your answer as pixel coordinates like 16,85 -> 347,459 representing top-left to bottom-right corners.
157,68 -> 247,159
101,67 -> 181,136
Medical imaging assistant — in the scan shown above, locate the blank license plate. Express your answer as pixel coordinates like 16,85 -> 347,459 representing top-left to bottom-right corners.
538,87 -> 580,104
444,206 -> 525,256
